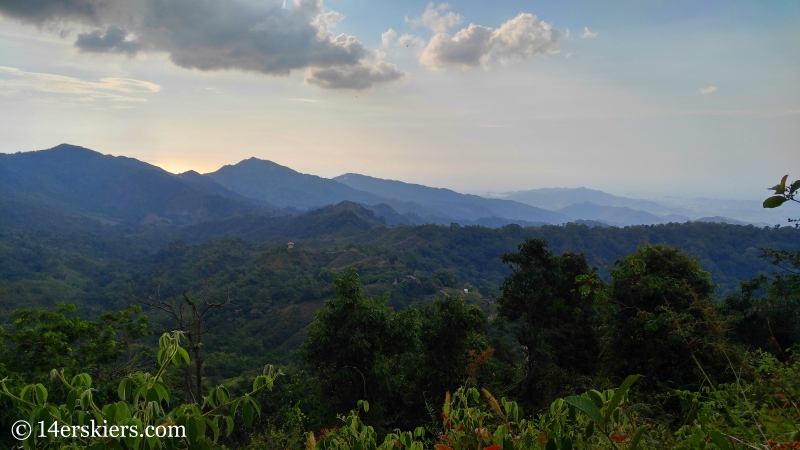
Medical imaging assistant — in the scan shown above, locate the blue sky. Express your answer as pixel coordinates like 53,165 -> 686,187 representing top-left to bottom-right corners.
0,0 -> 797,200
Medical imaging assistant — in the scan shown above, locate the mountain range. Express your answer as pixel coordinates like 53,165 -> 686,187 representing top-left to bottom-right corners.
0,144 -> 778,231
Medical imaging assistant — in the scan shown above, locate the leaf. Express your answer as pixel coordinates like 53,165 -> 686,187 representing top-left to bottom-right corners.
153,381 -> 169,404
545,437 -> 557,450
708,430 -> 730,450
565,396 -> 605,429
178,347 -> 190,365
779,174 -> 788,192
242,400 -> 253,427
584,422 -> 594,439
764,196 -> 787,208
789,179 -> 800,194
118,379 -> 132,401
66,389 -> 78,411
34,384 -> 48,404
604,374 -> 641,423
629,426 -> 647,450
187,417 -> 199,444
586,390 -> 604,408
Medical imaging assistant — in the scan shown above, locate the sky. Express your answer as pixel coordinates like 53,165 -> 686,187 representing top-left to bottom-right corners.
0,0 -> 797,200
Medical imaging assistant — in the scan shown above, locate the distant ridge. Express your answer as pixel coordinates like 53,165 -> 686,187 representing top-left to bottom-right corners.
205,158 -> 386,209
0,144 -> 268,228
502,187 -> 673,215
334,173 -> 569,224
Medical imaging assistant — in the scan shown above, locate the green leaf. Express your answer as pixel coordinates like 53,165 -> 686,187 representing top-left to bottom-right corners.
225,416 -> 234,437
764,196 -> 787,208
709,430 -> 730,450
629,426 -> 647,450
242,401 -> 253,427
779,174 -> 788,192
790,179 -> 800,194
604,374 -> 640,423
118,379 -> 131,401
565,396 -> 605,429
207,418 -> 220,443
178,347 -> 190,365
584,422 -> 594,439
187,417 -> 199,445
545,437 -> 557,450
34,384 -> 48,404
586,390 -> 604,408
66,389 -> 78,411
153,381 -> 169,404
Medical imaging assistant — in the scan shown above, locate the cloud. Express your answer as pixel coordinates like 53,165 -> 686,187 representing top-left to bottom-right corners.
580,27 -> 598,39
381,28 -> 397,47
405,3 -> 462,34
419,13 -> 561,69
0,0 -> 405,90
75,26 -> 141,55
399,34 -> 427,56
0,0 -> 105,24
698,86 -> 718,95
678,109 -> 800,118
305,60 -> 406,90
0,66 -> 160,104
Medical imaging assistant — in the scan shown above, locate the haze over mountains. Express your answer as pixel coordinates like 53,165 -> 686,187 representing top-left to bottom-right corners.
0,144 -> 779,231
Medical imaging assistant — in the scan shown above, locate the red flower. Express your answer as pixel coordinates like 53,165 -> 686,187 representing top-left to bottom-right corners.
486,446 -> 503,450
610,435 -> 628,442
319,428 -> 327,436
438,435 -> 454,443
457,424 -> 465,431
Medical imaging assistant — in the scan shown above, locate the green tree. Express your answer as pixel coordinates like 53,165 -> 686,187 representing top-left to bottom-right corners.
605,244 -> 731,394
0,304 -> 148,384
497,238 -> 600,407
722,249 -> 800,355
300,269 -> 412,420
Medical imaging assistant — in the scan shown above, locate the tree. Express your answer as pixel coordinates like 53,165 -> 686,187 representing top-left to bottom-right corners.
133,283 -> 230,404
300,269 -> 407,418
605,244 -> 730,393
497,238 -> 600,406
0,304 -> 148,384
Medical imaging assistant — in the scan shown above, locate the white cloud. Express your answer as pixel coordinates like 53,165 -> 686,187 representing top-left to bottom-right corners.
0,66 -> 159,104
381,28 -> 397,47
399,34 -> 427,56
580,27 -> 598,39
405,3 -> 462,34
698,86 -> 718,95
419,13 -> 561,69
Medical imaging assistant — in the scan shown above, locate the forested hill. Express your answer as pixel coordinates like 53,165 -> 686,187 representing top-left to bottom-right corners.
1,199 -> 797,372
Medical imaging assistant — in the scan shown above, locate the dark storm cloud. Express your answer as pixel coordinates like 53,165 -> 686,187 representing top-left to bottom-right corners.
75,26 -> 140,55
136,0 -> 364,75
0,0 -> 406,89
0,0 -> 102,24
305,61 -> 406,90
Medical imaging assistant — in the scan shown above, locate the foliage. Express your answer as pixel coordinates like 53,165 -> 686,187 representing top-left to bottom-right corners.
0,303 -> 149,385
0,331 -> 281,449
301,269 -> 492,432
763,174 -> 799,228
497,238 -> 600,407
674,350 -> 800,449
603,244 -> 733,395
